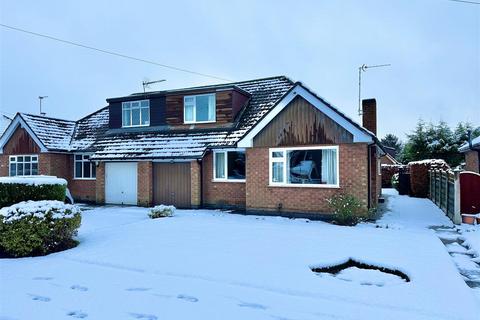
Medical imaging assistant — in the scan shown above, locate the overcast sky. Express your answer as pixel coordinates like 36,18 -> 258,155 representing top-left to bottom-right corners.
0,0 -> 478,140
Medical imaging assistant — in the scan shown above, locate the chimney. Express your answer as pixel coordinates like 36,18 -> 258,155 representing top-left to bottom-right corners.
362,98 -> 377,135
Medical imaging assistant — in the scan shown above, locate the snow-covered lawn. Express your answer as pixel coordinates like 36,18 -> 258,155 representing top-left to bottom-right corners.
1,192 -> 479,320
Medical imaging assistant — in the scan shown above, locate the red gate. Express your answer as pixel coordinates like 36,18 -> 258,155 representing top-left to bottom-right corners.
460,172 -> 480,214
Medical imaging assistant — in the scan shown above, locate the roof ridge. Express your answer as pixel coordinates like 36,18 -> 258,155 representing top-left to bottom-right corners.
76,106 -> 109,122
21,112 -> 76,123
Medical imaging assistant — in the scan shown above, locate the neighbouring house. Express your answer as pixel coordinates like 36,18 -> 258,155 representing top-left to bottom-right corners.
0,76 -> 385,218
380,146 -> 401,165
459,135 -> 480,173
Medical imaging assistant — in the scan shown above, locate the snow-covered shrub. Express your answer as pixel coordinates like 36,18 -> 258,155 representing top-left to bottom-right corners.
391,173 -> 400,191
149,205 -> 175,219
381,164 -> 406,188
327,194 -> 364,226
0,200 -> 81,257
0,176 -> 67,208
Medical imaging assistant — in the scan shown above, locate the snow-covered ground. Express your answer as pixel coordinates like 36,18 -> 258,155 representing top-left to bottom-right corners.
1,192 -> 480,319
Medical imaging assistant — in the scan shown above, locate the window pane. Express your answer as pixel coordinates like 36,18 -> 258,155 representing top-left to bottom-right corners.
83,162 -> 91,178
17,164 -> 24,175
272,151 -> 283,158
10,163 -> 16,176
196,95 -> 210,121
123,108 -> 131,126
32,163 -> 38,175
91,164 -> 96,178
227,151 -> 245,180
75,155 -> 82,161
131,101 -> 140,108
184,104 -> 194,122
32,156 -> 38,162
25,156 -> 31,162
321,149 -> 337,185
141,100 -> 149,107
208,94 -> 215,121
141,107 -> 149,125
24,163 -> 31,175
75,162 -> 82,178
184,97 -> 194,104
272,162 -> 284,183
287,150 -> 323,185
215,152 -> 225,179
131,108 -> 140,126
17,156 -> 24,162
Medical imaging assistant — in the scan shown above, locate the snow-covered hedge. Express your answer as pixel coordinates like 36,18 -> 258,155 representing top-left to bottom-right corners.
0,200 -> 81,257
408,159 -> 450,198
149,205 -> 175,219
327,194 -> 365,226
0,176 -> 67,208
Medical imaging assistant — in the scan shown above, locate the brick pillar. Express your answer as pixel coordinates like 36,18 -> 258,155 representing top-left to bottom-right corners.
0,155 -> 9,176
191,160 -> 201,208
96,162 -> 105,204
362,99 -> 377,135
38,153 -> 51,175
137,161 -> 153,207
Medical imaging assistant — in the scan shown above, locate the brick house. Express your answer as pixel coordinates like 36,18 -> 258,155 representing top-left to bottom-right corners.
459,135 -> 480,173
0,76 -> 385,218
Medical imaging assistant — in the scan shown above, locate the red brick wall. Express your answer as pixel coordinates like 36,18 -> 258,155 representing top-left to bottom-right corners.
96,162 -> 105,204
0,155 -> 9,176
137,161 -> 153,207
202,151 -> 246,208
245,144 -> 369,214
465,151 -> 479,173
191,160 -> 201,207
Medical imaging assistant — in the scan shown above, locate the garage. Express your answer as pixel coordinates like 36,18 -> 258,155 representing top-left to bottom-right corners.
105,162 -> 138,205
153,162 -> 191,208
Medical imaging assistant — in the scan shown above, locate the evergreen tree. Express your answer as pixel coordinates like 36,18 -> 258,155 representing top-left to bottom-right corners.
380,134 -> 402,155
401,120 -> 430,163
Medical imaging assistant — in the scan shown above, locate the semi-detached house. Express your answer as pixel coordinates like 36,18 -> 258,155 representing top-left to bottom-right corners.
0,76 -> 384,218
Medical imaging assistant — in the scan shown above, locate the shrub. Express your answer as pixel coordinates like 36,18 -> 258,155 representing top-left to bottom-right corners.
327,194 -> 364,226
381,164 -> 406,188
0,176 -> 67,208
149,205 -> 175,219
391,173 -> 400,191
0,200 -> 81,257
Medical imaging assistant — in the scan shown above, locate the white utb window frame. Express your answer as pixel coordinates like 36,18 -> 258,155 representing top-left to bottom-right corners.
269,145 -> 340,188
74,154 -> 96,180
9,155 -> 38,176
122,99 -> 150,127
183,93 -> 216,124
213,149 -> 246,182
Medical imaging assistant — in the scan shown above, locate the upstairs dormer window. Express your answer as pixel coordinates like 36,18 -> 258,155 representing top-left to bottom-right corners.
122,100 -> 150,127
184,94 -> 216,123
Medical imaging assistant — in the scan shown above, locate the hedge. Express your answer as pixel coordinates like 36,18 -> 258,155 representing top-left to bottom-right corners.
408,159 -> 450,198
0,176 -> 67,208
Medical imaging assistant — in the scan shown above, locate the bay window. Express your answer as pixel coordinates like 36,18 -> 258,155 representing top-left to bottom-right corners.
184,94 -> 216,123
74,154 -> 96,179
122,100 -> 150,127
213,150 -> 246,181
269,146 -> 339,187
9,155 -> 38,176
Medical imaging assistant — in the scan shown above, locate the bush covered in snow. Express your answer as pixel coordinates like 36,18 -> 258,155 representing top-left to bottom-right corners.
381,164 -> 406,188
327,194 -> 364,226
0,200 -> 81,257
149,205 -> 175,219
408,159 -> 450,198
391,173 -> 400,191
0,176 -> 67,208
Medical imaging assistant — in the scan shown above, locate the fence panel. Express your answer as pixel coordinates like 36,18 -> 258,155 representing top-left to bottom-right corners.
429,169 -> 460,224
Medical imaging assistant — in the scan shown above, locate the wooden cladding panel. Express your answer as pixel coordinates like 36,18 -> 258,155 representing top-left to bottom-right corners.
153,162 -> 191,208
3,126 -> 41,154
253,96 -> 353,147
165,91 -> 233,127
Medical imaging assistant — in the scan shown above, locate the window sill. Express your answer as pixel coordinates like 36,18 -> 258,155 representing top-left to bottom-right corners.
268,183 -> 340,189
184,120 -> 216,124
121,124 -> 150,128
73,178 -> 97,181
212,179 -> 246,183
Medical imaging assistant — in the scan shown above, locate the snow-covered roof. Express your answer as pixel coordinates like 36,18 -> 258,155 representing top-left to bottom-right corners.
0,114 -> 12,136
21,113 -> 76,151
459,135 -> 480,152
69,107 -> 109,151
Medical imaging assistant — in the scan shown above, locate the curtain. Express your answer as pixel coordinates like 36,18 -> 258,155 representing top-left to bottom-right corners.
321,149 -> 337,184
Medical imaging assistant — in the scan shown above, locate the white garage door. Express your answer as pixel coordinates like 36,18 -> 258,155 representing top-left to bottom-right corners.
105,162 -> 138,205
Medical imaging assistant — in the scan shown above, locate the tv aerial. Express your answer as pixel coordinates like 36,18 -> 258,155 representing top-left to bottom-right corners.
142,79 -> 166,93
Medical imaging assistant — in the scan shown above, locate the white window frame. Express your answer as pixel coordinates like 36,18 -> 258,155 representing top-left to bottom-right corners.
184,93 -> 216,124
269,145 -> 340,188
74,154 -> 96,180
9,155 -> 38,176
213,148 -> 246,182
122,100 -> 150,128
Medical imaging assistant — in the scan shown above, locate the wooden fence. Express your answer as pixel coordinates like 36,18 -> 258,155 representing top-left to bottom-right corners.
429,169 -> 461,224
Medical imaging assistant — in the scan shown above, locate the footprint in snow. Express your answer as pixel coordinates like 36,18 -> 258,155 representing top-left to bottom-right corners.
177,294 -> 198,302
71,285 -> 88,291
238,302 -> 267,310
67,311 -> 88,318
129,313 -> 158,320
32,276 -> 53,281
28,294 -> 51,302
126,287 -> 151,292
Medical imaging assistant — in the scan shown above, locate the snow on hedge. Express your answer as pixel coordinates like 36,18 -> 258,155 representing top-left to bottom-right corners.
0,200 -> 80,223
0,175 -> 67,186
408,159 -> 448,167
